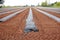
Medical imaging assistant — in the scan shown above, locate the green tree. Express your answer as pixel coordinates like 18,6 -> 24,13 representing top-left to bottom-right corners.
53,2 -> 60,7
56,2 -> 60,6
37,3 -> 40,6
41,0 -> 48,7
41,2 -> 47,7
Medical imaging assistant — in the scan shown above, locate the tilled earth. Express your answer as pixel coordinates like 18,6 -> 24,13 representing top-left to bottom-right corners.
0,8 -> 29,40
38,8 -> 60,18
0,9 -> 22,18
15,8 -> 60,40
0,8 -> 60,40
32,8 -> 60,40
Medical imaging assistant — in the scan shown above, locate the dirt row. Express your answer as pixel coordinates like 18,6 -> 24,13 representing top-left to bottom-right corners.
0,8 -> 60,40
32,8 -> 60,40
18,8 -> 60,40
0,8 -> 29,40
0,8 -> 20,12
37,8 -> 60,18
0,9 -> 22,18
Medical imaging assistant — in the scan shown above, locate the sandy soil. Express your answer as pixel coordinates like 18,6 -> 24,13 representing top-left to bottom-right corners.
0,8 -> 29,40
38,8 -> 60,18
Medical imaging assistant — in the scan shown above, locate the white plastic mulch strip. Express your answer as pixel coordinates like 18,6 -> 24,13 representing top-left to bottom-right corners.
38,7 -> 60,14
0,8 -> 25,15
35,8 -> 60,22
0,8 -> 26,22
24,8 -> 38,33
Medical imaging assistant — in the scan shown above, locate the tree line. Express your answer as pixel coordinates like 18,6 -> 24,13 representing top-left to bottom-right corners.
41,1 -> 60,7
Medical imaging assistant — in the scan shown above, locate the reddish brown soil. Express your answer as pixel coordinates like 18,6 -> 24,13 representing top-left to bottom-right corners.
0,8 -> 29,40
0,8 -> 60,40
19,8 -> 60,40
0,9 -> 21,18
38,8 -> 60,18
32,8 -> 60,40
